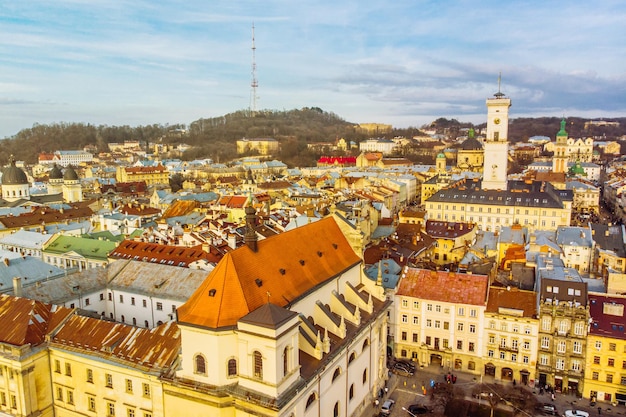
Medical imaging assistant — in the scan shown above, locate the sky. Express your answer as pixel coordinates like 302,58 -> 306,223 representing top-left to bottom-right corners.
1,0 -> 625,138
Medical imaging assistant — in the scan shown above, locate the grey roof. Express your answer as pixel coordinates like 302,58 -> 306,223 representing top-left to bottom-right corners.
0,230 -> 54,249
239,303 -> 297,329
107,259 -> 208,301
427,179 -> 572,209
556,226 -> 594,247
18,265 -> 108,303
591,223 -> 626,258
0,251 -> 65,293
1,159 -> 27,185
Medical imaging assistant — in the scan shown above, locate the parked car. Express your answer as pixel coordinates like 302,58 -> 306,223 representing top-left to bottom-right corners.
395,359 -> 417,372
381,399 -> 395,416
564,411 -> 590,417
391,363 -> 414,377
535,403 -> 559,415
407,404 -> 430,414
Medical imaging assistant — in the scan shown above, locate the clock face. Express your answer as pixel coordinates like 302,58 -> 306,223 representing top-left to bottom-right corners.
494,118 -> 501,125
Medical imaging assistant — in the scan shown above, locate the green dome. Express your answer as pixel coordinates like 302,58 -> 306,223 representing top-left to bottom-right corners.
2,156 -> 28,185
556,118 -> 568,137
569,161 -> 585,175
437,152 -> 446,158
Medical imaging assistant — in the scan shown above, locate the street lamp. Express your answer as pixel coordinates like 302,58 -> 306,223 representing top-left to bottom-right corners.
402,407 -> 417,417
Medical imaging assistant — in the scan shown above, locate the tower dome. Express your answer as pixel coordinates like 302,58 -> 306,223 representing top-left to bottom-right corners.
2,156 -> 28,185
49,163 -> 63,180
63,165 -> 79,181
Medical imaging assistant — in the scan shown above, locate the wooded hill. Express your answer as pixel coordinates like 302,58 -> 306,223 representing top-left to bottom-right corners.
1,108 -> 624,167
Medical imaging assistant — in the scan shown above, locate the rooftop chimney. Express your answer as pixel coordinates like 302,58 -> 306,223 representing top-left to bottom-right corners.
13,277 -> 23,297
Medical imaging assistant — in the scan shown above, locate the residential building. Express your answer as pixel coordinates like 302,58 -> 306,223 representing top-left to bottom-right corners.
555,226 -> 595,275
116,164 -> 169,186
424,220 -> 477,266
584,293 -> 626,405
394,268 -> 489,375
535,255 -> 588,395
236,138 -> 280,155
42,235 -> 118,270
484,287 -> 539,385
0,294 -> 73,417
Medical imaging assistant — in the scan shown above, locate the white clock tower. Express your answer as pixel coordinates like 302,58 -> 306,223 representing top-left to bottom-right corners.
482,76 -> 511,191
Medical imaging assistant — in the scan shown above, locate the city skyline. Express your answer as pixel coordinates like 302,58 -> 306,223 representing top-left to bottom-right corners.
1,0 -> 625,138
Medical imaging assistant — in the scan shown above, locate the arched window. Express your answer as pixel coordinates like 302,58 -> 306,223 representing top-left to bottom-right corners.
194,354 -> 206,375
348,352 -> 356,364
349,384 -> 354,400
332,367 -> 341,382
333,401 -> 339,417
121,315 -> 125,323
305,393 -> 317,410
283,347 -> 289,377
362,368 -> 367,383
227,358 -> 237,376
253,351 -> 263,379
362,338 -> 370,351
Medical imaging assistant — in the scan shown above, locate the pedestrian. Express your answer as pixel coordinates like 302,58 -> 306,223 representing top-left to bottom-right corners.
551,392 -> 555,401
513,379 -> 516,386
598,407 -> 602,415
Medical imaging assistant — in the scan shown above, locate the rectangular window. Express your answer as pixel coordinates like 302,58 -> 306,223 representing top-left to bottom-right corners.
105,373 -> 113,388
413,316 -> 419,325
412,333 -> 418,343
456,340 -> 462,350
401,331 -> 407,341
557,341 -> 566,354
470,309 -> 477,317
610,343 -> 617,351
156,302 -> 163,311
126,378 -> 133,393
556,358 -> 565,370
56,387 -> 63,401
541,337 -> 550,349
499,351 -> 506,360
88,396 -> 96,411
131,297 -> 136,305
413,301 -> 419,309
64,362 -> 71,376
119,294 -> 124,303
427,304 -> 432,311
434,320 -> 441,329
142,299 -> 147,308
523,356 -> 529,364
457,322 -> 464,331
458,307 -> 465,316
85,298 -> 90,306
468,342 -> 475,352
443,339 -> 449,349
426,319 -> 432,327
402,299 -> 408,308
107,402 -> 115,417
607,374 -> 614,383
592,372 -> 599,380
128,408 -> 135,417
143,383 -> 151,398
435,305 -> 441,312
488,349 -> 494,358
443,321 -> 449,330
542,317 -> 551,331
621,376 -> 626,386
67,390 -> 74,405
469,324 -> 476,333
87,368 -> 93,383
593,356 -> 600,364
573,341 -> 582,354
402,314 -> 408,323
425,336 -> 431,345
608,358 -> 615,367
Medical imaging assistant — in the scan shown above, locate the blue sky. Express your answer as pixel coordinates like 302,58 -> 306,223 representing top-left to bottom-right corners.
1,0 -> 625,138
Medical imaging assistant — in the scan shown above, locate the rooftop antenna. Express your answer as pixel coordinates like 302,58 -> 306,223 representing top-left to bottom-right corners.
250,23 -> 258,115
494,72 -> 504,98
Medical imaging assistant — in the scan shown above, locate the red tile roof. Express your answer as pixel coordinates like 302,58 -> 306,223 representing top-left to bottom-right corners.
218,195 -> 248,208
397,268 -> 489,305
51,317 -> 180,371
0,294 -> 73,346
109,240 -> 220,266
177,217 -> 360,329
0,207 -> 93,229
486,286 -> 537,317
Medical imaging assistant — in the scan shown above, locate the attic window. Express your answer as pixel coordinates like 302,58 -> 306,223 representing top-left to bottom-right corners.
255,278 -> 263,287
279,268 -> 286,275
299,260 -> 305,266
317,251 -> 323,257
332,243 -> 338,249
208,289 -> 217,297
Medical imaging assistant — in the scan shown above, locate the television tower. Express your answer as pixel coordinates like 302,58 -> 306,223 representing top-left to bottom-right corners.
250,23 -> 258,115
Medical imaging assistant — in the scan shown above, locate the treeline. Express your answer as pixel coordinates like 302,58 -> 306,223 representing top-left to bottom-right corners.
2,110 -> 625,166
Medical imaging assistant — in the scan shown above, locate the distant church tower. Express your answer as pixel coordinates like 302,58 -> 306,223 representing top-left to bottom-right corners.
482,75 -> 511,191
552,118 -> 568,173
62,165 -> 83,203
436,152 -> 447,174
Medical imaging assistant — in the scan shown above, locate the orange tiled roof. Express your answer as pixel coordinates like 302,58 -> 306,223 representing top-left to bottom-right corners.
0,207 -> 93,229
177,217 -> 360,329
0,294 -> 73,346
397,268 -> 488,306
218,195 -> 248,208
162,200 -> 198,218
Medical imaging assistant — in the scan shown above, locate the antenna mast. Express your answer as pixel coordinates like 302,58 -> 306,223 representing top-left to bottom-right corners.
250,23 -> 258,115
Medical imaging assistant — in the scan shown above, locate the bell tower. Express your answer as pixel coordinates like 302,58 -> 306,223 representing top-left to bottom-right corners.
482,74 -> 511,191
